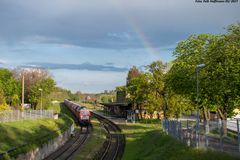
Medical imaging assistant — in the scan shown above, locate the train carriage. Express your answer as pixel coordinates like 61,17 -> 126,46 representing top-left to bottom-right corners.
64,99 -> 91,127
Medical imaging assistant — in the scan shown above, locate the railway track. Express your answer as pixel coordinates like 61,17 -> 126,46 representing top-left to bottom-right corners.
44,127 -> 90,160
92,112 -> 125,160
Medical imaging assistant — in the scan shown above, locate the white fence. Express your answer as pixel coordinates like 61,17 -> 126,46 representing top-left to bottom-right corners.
0,110 -> 55,123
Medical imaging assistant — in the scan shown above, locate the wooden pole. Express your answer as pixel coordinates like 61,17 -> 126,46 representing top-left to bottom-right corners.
21,74 -> 24,111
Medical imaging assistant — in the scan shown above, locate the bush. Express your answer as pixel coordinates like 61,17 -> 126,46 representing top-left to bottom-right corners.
0,92 -> 10,111
11,94 -> 20,110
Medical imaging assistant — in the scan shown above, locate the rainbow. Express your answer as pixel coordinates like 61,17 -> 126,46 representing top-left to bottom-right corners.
113,0 -> 161,60
127,18 -> 160,60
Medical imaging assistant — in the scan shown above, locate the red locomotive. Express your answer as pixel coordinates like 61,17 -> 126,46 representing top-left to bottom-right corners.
64,99 -> 91,127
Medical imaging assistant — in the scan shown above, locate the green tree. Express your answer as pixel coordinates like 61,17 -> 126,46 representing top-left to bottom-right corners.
11,94 -> 20,110
146,60 -> 167,118
0,68 -> 21,103
165,23 -> 240,134
29,78 -> 55,109
126,66 -> 141,86
127,72 -> 153,119
203,23 -> 240,120
0,90 -> 10,111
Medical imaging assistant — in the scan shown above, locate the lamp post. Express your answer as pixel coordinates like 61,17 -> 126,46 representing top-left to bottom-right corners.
39,89 -> 43,111
196,63 -> 205,148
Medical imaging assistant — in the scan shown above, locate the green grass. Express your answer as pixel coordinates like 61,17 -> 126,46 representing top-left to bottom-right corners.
73,118 -> 107,160
120,121 -> 240,160
0,103 -> 74,159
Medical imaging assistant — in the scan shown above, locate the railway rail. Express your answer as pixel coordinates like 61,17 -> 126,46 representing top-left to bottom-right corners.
92,112 -> 125,160
44,127 -> 90,160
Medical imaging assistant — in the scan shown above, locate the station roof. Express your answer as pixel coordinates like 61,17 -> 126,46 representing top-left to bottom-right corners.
100,102 -> 130,107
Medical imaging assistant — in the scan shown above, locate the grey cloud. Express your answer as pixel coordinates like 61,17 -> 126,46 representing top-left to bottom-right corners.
0,0 -> 239,49
20,62 -> 128,72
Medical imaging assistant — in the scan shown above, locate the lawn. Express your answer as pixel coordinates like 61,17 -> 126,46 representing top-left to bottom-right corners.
120,121 -> 240,160
0,103 -> 74,159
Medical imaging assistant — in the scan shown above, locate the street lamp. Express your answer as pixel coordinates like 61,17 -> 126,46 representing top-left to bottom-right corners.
196,63 -> 205,148
39,88 -> 43,111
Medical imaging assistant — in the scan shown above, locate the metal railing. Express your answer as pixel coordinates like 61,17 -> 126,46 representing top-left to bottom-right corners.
0,110 -> 55,123
162,118 -> 240,154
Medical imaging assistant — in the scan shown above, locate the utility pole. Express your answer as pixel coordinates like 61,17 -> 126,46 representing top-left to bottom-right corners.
21,74 -> 24,111
39,89 -> 43,110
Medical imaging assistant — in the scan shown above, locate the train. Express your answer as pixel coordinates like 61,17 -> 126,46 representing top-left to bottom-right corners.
64,99 -> 91,127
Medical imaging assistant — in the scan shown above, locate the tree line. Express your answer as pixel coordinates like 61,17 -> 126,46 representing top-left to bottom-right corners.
0,68 -> 55,111
119,23 -> 240,124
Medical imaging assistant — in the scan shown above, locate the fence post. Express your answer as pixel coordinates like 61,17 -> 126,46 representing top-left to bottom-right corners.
219,119 -> 223,151
179,121 -> 182,141
169,120 -> 171,135
237,119 -> 240,153
176,121 -> 178,138
195,120 -> 198,148
167,120 -> 169,135
205,120 -> 209,148
187,120 -> 190,146
162,120 -> 164,132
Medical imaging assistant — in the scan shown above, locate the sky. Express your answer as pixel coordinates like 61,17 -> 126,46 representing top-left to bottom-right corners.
0,0 -> 239,93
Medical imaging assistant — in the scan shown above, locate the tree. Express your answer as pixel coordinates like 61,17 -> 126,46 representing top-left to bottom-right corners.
0,68 -> 21,103
13,68 -> 51,103
165,23 -> 240,135
127,72 -> 153,119
0,89 -> 10,111
11,94 -> 20,110
146,61 -> 167,118
28,77 -> 55,109
13,68 -> 55,109
126,66 -> 141,86
203,23 -> 240,121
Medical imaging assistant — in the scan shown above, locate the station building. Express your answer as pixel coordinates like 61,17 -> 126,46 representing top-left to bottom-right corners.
100,91 -> 132,118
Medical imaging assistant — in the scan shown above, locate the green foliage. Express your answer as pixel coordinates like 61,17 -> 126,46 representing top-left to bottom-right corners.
0,68 -> 21,103
123,23 -> 240,119
165,23 -> 240,119
68,92 -> 80,101
11,94 -> 20,110
115,86 -> 126,92
126,61 -> 170,117
99,94 -> 115,103
28,78 -> 55,109
0,90 -> 10,111
127,72 -> 152,106
126,66 -> 141,86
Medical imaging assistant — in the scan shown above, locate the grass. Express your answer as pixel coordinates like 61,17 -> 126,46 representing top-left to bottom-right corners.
120,120 -> 240,160
73,118 -> 107,160
0,103 -> 74,159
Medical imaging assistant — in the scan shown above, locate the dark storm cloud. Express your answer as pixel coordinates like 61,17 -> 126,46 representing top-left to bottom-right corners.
21,62 -> 128,72
0,0 -> 239,49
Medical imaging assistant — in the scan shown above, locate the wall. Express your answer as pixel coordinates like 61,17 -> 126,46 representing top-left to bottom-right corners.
16,124 -> 74,160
